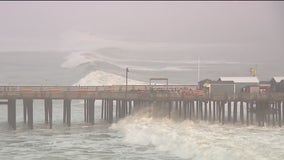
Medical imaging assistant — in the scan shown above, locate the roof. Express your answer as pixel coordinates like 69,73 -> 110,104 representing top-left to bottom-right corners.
272,77 -> 284,83
219,77 -> 259,83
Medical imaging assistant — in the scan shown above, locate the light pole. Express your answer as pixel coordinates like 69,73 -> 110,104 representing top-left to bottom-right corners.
125,67 -> 129,99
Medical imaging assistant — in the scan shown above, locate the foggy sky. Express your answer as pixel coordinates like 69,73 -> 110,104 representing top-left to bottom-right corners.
0,1 -> 283,53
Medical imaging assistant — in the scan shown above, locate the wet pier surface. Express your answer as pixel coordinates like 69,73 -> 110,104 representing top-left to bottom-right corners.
1,86 -> 284,129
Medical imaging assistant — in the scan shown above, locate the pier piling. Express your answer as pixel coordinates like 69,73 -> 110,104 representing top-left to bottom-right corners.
8,98 -> 16,130
63,99 -> 71,126
44,99 -> 52,128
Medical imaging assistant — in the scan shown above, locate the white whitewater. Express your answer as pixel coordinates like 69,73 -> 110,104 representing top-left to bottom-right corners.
74,70 -> 146,86
111,109 -> 284,160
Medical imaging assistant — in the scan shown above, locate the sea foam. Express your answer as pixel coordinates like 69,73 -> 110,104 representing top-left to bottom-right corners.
110,107 -> 284,160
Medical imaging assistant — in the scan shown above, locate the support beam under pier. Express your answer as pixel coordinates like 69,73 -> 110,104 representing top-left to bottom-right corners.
8,98 -> 16,130
63,99 -> 71,127
23,99 -> 33,129
88,99 -> 95,124
44,99 -> 53,129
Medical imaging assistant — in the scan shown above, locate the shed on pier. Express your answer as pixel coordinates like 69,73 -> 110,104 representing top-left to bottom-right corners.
270,77 -> 284,92
210,81 -> 235,96
243,85 -> 259,93
259,81 -> 271,93
217,77 -> 259,94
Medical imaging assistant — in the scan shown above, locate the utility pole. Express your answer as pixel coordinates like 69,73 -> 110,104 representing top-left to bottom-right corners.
125,67 -> 129,99
197,57 -> 200,84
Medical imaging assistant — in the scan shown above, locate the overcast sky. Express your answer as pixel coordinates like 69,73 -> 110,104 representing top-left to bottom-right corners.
0,1 -> 283,53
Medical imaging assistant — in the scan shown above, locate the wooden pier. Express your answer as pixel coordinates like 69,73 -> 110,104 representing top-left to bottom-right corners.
1,85 -> 284,130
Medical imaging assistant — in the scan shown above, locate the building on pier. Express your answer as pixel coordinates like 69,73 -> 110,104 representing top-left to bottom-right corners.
199,77 -> 260,96
271,77 -> 284,92
243,85 -> 259,93
210,81 -> 235,96
279,81 -> 284,92
259,81 -> 271,93
218,77 -> 259,93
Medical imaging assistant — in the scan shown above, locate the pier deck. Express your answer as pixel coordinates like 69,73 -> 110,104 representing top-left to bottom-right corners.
1,85 -> 284,130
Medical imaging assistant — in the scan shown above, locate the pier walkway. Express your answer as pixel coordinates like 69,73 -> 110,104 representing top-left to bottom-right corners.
0,85 -> 284,129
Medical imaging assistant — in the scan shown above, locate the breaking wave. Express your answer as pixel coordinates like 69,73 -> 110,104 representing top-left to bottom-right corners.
111,109 -> 284,160
73,70 -> 146,86
61,49 -> 240,72
61,51 -> 93,69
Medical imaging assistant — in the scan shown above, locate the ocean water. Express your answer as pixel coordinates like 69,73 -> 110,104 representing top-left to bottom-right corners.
0,50 -> 284,160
